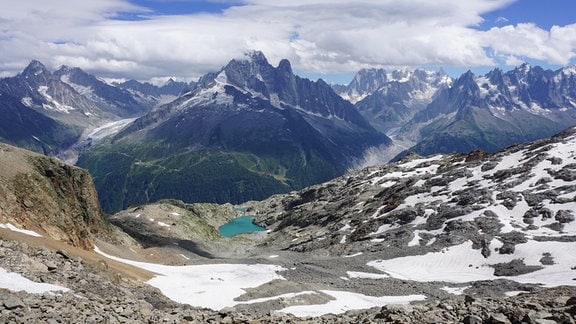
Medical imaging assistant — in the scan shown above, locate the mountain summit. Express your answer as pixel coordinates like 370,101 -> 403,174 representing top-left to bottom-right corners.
334,68 -> 453,133
78,52 -> 391,212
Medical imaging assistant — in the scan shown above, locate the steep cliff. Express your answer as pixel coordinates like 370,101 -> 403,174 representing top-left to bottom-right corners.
0,142 -> 112,249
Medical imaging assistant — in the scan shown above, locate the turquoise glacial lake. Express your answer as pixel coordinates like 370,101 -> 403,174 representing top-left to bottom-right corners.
218,215 -> 266,237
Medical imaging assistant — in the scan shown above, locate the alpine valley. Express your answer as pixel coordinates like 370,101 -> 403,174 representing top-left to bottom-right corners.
76,52 -> 391,212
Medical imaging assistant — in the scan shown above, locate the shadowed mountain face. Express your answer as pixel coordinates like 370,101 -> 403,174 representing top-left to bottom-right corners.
0,93 -> 81,155
78,52 -> 391,213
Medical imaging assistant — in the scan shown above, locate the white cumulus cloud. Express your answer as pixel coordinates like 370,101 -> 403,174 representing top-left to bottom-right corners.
0,0 -> 574,82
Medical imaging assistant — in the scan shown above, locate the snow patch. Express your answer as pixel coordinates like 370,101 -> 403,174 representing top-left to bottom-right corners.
441,286 -> 469,295
0,267 -> 69,294
21,97 -> 33,107
278,290 -> 426,317
38,86 -> 76,113
0,223 -> 42,237
157,221 -> 171,227
347,271 -> 389,279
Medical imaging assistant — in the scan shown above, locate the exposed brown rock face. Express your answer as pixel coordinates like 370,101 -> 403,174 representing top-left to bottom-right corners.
0,143 -> 111,249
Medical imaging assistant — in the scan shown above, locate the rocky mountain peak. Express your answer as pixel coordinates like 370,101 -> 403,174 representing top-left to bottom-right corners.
455,69 -> 476,83
20,60 -> 52,84
277,58 -> 293,75
508,63 -> 552,85
389,69 -> 410,81
245,50 -> 269,64
335,68 -> 388,104
164,78 -> 176,85
54,65 -> 97,86
516,62 -> 532,74
453,70 -> 480,95
560,65 -> 576,76
55,64 -> 73,73
22,60 -> 49,75
352,68 -> 388,90
206,51 -> 362,122
411,68 -> 429,81
486,67 -> 504,85
220,51 -> 277,90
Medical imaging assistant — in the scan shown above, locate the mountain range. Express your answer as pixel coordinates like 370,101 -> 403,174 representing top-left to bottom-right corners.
338,64 -> 576,159
77,52 -> 390,212
0,60 -> 189,158
333,68 -> 452,133
1,53 -> 576,211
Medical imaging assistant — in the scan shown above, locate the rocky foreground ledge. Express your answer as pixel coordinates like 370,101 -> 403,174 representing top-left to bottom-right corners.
1,238 -> 575,323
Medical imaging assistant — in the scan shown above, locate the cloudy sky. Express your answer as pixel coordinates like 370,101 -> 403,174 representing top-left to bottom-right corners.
1,0 -> 575,84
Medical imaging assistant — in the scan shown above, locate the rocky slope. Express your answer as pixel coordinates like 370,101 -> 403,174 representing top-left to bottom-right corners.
249,126 -> 576,283
88,126 -> 576,321
0,142 -> 113,249
2,237 -> 575,323
0,128 -> 576,322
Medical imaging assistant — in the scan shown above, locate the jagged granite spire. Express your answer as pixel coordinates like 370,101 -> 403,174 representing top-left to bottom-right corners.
20,60 -> 52,84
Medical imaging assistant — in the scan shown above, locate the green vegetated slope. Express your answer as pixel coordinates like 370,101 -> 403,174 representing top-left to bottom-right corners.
77,137 -> 341,213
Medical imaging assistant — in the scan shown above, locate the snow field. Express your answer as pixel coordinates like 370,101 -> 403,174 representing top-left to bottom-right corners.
95,247 -> 431,316
95,247 -> 284,310
368,240 -> 576,287
279,291 -> 426,317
